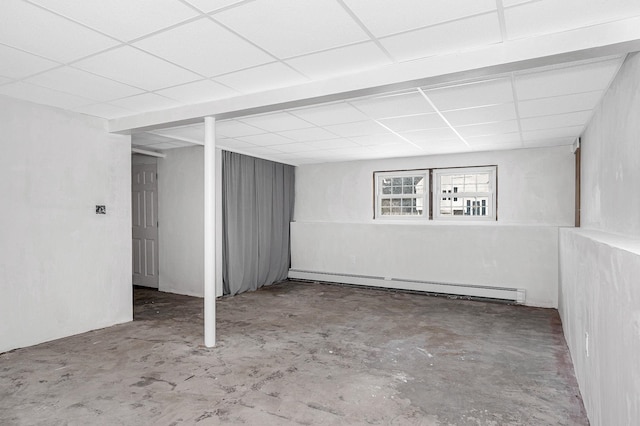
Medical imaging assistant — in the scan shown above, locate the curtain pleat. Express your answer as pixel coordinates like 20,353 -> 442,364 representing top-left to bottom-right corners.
222,151 -> 295,296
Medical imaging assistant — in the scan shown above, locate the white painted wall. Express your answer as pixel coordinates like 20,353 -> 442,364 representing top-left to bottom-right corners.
156,146 -> 223,298
157,146 -> 204,297
295,146 -> 574,225
559,53 -> 640,425
0,96 -> 132,353
293,146 -> 575,308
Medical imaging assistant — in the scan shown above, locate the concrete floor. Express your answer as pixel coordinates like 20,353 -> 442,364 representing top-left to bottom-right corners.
1,281 -> 587,425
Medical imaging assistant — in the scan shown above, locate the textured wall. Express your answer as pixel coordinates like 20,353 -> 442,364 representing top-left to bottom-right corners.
293,145 -> 574,308
295,145 -> 575,225
559,53 -> 640,425
158,146 -> 205,297
0,96 -> 132,353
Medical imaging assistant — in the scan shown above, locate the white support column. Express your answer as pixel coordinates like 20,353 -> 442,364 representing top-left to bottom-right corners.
204,116 -> 216,347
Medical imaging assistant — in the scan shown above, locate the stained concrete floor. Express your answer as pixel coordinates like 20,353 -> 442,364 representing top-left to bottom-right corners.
1,281 -> 587,425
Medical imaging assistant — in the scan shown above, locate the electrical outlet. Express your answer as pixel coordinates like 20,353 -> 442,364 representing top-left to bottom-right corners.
585,332 -> 589,357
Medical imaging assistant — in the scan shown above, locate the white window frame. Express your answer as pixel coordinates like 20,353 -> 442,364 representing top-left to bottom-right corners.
432,166 -> 497,221
374,170 -> 429,220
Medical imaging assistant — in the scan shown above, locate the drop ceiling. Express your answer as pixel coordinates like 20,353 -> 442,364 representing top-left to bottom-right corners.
1,0 -> 639,165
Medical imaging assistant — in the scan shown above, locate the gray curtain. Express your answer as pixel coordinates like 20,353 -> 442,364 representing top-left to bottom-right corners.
222,151 -> 295,296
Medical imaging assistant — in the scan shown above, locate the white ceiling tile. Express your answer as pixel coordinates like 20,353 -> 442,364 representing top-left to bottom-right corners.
0,0 -> 117,62
502,0 -> 534,6
425,78 -> 514,110
71,102 -> 135,119
350,91 -> 433,118
319,146 -> 373,158
518,91 -> 603,118
401,128 -> 460,143
505,0 -> 640,40
348,134 -> 407,146
285,42 -> 392,80
143,141 -> 185,150
523,137 -> 576,148
291,157 -> 325,165
216,120 -> 265,137
465,133 -> 522,146
288,102 -> 368,126
30,0 -> 198,41
411,138 -> 470,153
109,93 -> 181,113
520,111 -> 593,132
324,120 -> 388,138
343,0 -> 496,37
26,67 -> 143,102
134,18 -> 273,77
278,127 -> 338,142
379,113 -> 448,133
0,81 -> 93,109
515,59 -> 622,100
167,140 -> 197,149
0,44 -> 58,79
214,0 -> 369,58
304,139 -> 360,150
455,120 -> 520,137
74,46 -> 201,91
268,143 -> 320,154
155,79 -> 239,103
240,112 -> 313,132
132,133 -> 179,145
441,103 -> 518,126
217,138 -> 257,151
185,0 -> 244,13
522,126 -> 583,141
214,62 -> 308,93
239,146 -> 281,156
366,144 -> 422,156
236,133 -> 295,147
131,139 -> 162,147
151,124 -> 205,144
381,13 -> 502,62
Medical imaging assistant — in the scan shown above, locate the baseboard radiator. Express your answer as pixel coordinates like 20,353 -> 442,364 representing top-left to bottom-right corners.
288,269 -> 526,304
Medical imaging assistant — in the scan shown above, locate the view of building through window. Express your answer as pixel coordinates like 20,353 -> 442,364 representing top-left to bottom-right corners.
438,172 -> 491,217
375,166 -> 496,220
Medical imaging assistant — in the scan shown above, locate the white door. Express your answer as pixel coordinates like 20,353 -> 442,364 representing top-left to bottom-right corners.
132,164 -> 159,288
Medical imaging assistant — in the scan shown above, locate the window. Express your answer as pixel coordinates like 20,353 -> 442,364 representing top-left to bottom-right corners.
373,166 -> 497,221
374,170 -> 428,218
433,166 -> 496,220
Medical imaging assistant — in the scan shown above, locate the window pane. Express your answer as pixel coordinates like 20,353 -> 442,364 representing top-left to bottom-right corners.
462,197 -> 490,216
375,171 -> 429,219
440,206 -> 452,216
414,177 -> 424,194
